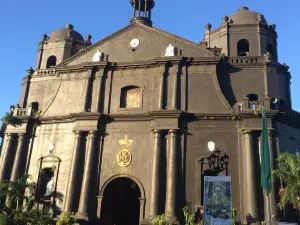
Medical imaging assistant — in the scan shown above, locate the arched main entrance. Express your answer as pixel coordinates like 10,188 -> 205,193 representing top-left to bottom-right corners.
100,177 -> 141,225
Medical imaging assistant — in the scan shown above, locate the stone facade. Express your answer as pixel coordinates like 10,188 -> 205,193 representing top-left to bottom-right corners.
1,2 -> 299,225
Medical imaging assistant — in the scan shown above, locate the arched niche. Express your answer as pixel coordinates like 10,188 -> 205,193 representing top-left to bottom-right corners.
237,39 -> 250,56
120,85 -> 142,109
46,55 -> 57,68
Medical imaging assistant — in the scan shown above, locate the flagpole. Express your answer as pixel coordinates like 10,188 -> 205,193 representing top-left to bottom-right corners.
261,106 -> 272,225
267,194 -> 272,225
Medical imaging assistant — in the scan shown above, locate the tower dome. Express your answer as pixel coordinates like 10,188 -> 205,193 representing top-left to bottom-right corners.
48,24 -> 84,42
130,0 -> 155,26
228,7 -> 267,25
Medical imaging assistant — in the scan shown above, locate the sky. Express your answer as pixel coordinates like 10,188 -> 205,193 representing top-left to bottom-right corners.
0,0 -> 299,121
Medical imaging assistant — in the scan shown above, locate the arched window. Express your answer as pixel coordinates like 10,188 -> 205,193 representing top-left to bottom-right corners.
247,94 -> 259,101
36,167 -> 54,200
46,55 -> 57,68
120,86 -> 141,108
247,94 -> 259,110
267,43 -> 274,56
237,39 -> 249,56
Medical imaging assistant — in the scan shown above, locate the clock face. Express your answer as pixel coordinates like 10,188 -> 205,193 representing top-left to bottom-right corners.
130,39 -> 140,48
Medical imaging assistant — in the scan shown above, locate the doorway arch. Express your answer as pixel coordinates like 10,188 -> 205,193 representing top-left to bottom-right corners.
99,175 -> 145,225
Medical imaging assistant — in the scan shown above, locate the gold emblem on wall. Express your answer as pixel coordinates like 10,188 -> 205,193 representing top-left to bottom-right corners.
117,149 -> 132,167
118,135 -> 133,167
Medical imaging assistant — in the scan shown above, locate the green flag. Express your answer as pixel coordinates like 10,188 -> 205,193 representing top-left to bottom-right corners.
260,107 -> 272,194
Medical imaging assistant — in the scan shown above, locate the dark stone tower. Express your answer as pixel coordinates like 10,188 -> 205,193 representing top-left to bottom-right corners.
130,0 -> 155,26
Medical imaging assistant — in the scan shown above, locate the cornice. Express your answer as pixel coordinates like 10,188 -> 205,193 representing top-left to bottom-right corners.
109,113 -> 151,121
149,110 -> 183,119
23,109 -> 294,126
36,57 -> 220,76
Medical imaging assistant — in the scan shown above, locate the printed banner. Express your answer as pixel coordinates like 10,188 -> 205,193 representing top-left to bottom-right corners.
203,176 -> 232,225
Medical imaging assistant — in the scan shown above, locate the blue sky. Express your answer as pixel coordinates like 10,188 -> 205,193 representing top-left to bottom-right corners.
0,0 -> 299,120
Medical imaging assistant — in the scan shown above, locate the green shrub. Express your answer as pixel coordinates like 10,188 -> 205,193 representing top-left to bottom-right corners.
0,213 -> 7,225
56,212 -> 76,225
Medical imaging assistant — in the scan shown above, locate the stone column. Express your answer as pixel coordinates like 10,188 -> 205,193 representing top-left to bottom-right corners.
241,130 -> 259,222
76,130 -> 97,219
139,197 -> 146,222
96,70 -> 106,113
64,131 -> 83,213
264,130 -> 277,224
159,67 -> 166,110
96,196 -> 103,221
83,70 -> 93,112
0,134 -> 14,181
149,130 -> 162,216
11,133 -> 27,181
165,129 -> 178,218
172,66 -> 179,110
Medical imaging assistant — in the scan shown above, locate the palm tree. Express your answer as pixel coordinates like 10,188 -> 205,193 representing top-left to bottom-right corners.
0,175 -> 35,210
272,152 -> 300,210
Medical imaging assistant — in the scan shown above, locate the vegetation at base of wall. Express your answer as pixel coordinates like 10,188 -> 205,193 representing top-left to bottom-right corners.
232,208 -> 237,225
0,175 -> 75,225
272,152 -> 300,210
152,206 -> 203,225
183,206 -> 197,225
56,212 -> 76,225
151,214 -> 173,225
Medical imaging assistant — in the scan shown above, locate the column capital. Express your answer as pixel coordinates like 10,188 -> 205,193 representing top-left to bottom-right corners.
73,130 -> 82,135
152,129 -> 162,136
168,129 -> 178,135
17,133 -> 26,137
241,130 -> 254,135
88,130 -> 97,135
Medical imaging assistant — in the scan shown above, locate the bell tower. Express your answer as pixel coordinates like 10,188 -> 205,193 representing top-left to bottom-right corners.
130,0 -> 155,26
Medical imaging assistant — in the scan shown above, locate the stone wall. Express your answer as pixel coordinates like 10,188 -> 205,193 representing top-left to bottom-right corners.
27,122 -> 75,209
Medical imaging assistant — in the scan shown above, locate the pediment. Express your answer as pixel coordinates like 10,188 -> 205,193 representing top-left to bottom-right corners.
58,22 -> 214,67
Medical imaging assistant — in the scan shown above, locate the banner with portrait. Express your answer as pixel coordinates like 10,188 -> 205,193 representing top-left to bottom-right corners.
203,176 -> 232,225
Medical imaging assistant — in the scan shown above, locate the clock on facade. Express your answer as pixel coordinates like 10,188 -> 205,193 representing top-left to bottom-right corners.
130,39 -> 140,48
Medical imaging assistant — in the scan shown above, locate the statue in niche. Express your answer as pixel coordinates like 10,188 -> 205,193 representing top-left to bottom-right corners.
165,44 -> 175,57
44,177 -> 54,196
92,50 -> 104,62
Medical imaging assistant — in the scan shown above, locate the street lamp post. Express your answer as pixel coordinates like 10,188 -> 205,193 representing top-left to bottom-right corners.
200,148 -> 229,176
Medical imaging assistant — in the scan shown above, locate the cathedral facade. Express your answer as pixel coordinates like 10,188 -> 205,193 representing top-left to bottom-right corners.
0,1 -> 299,224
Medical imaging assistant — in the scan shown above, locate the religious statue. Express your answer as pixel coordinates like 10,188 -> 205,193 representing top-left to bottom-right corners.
92,50 -> 104,62
44,177 -> 54,196
165,44 -> 175,57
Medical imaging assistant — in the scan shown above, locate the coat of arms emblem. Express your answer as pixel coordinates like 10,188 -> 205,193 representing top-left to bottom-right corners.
117,135 -> 133,167
117,149 -> 132,167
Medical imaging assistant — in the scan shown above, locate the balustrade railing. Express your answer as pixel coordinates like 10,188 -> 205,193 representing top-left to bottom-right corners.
228,56 -> 264,64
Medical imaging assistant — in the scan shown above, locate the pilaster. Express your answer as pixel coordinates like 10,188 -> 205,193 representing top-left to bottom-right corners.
0,134 -> 14,181
64,131 -> 84,213
149,130 -> 163,216
10,133 -> 27,181
241,130 -> 259,223
165,129 -> 179,219
76,130 -> 98,220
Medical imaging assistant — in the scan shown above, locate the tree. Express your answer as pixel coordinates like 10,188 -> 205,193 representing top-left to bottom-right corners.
0,175 -> 54,225
272,152 -> 300,210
